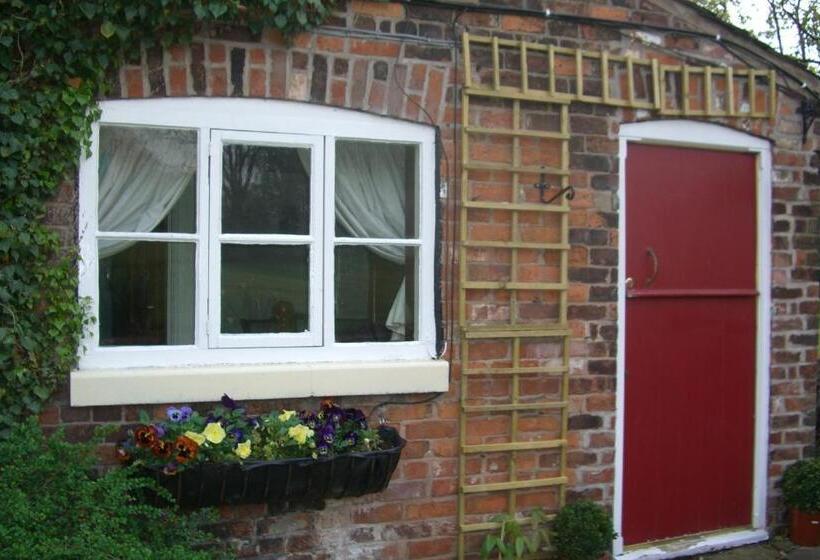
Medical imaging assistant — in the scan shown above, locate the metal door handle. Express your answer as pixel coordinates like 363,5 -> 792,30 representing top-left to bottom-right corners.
646,246 -> 659,287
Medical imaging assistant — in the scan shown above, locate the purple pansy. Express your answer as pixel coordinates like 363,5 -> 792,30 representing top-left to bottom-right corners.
345,408 -> 367,429
344,431 -> 358,446
153,424 -> 166,438
220,394 -> 239,410
229,427 -> 245,441
300,411 -> 319,429
317,423 -> 335,445
166,407 -> 184,422
162,462 -> 178,476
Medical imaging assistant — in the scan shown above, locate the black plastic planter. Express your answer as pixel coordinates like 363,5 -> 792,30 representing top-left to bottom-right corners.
145,426 -> 405,510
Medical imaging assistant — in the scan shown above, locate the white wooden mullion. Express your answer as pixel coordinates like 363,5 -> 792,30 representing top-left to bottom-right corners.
322,137 -> 336,348
219,233 -> 314,245
333,237 -> 422,246
96,231 -> 198,242
195,126 -> 210,351
78,122 -> 101,353
207,130 -> 223,349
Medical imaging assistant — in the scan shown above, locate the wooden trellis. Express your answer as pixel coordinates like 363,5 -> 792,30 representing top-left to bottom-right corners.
457,31 -> 775,558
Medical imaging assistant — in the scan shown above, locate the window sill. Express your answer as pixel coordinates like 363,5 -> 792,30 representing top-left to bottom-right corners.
69,359 -> 449,406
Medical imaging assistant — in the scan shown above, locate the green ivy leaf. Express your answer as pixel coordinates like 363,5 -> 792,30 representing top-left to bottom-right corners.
99,21 -> 116,38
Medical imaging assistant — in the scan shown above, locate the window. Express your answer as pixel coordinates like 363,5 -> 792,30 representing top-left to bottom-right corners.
74,99 -> 445,404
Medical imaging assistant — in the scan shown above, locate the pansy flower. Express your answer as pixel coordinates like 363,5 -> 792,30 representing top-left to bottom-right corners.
151,439 -> 174,459
167,407 -> 184,422
343,431 -> 358,446
345,408 -> 367,429
228,427 -> 245,441
202,422 -> 226,444
234,439 -> 252,459
179,406 -> 193,420
174,435 -> 199,464
134,425 -> 158,448
163,462 -> 178,476
220,394 -> 239,411
299,411 -> 319,429
317,424 -> 335,445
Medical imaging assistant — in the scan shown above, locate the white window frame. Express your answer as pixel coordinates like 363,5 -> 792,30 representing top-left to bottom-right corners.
72,98 -> 446,405
208,129 -> 324,349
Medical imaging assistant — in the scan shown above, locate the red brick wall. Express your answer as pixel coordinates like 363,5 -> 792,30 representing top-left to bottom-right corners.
41,0 -> 819,557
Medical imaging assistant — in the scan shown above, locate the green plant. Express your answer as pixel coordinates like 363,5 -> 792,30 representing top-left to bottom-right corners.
0,418 -> 229,559
479,509 -> 550,560
119,396 -> 381,472
0,0 -> 335,435
552,501 -> 616,560
783,458 -> 820,512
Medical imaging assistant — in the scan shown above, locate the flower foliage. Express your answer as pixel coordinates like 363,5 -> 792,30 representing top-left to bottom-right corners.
0,0 -> 335,436
783,458 -> 820,512
0,418 -> 225,560
118,396 -> 382,472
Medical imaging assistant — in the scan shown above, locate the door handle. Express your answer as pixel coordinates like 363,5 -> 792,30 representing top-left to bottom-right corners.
646,246 -> 659,287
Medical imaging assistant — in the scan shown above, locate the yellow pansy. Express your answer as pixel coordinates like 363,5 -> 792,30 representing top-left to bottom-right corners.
184,431 -> 206,446
278,410 -> 296,422
288,424 -> 314,445
234,440 -> 252,459
202,422 -> 226,444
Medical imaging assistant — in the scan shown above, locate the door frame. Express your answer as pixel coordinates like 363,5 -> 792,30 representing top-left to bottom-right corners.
613,120 -> 772,558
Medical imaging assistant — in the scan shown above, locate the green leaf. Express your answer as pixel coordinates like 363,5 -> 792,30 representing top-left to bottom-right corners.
514,537 -> 524,558
100,21 -> 116,38
138,410 -> 151,424
210,2 -> 229,17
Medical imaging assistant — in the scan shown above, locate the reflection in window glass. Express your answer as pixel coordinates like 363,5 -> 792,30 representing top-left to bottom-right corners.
221,245 -> 309,334
98,126 -> 197,234
222,144 -> 310,235
335,140 -> 418,239
335,246 -> 416,343
98,242 -> 195,346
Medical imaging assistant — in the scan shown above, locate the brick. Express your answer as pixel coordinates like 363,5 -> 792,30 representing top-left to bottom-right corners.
311,54 -> 328,103
168,66 -> 187,96
408,537 -> 454,558
352,503 -> 403,523
350,40 -> 400,58
316,36 -> 345,52
249,68 -> 266,97
209,43 -> 226,63
405,420 -> 456,440
208,67 -> 227,96
569,414 -> 603,430
124,68 -> 144,98
351,0 -> 404,18
350,59 -> 369,109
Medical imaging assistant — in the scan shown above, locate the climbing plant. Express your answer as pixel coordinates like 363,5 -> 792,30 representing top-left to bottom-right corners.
0,0 -> 335,435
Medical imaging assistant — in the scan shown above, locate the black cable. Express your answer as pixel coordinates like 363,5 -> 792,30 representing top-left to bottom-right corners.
368,392 -> 443,421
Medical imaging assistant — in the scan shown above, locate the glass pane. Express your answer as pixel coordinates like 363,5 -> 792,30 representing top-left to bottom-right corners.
98,126 -> 196,233
335,140 -> 418,239
98,241 -> 195,346
222,144 -> 310,234
335,245 -> 417,342
221,245 -> 309,334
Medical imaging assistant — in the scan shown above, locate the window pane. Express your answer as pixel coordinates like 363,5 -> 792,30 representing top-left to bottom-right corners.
335,245 -> 417,342
98,126 -> 196,234
98,242 -> 195,346
221,245 -> 309,334
222,144 -> 310,235
335,140 -> 418,239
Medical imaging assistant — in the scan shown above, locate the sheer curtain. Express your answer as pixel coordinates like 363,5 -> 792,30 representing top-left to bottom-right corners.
332,141 -> 410,339
98,127 -> 196,344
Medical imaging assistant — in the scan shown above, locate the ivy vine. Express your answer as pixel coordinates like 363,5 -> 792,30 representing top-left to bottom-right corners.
0,0 -> 335,435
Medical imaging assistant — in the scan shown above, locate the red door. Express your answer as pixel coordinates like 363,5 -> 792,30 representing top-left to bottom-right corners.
622,143 -> 757,545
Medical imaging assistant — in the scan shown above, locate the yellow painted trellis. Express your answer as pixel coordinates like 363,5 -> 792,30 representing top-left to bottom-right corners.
457,32 -> 775,559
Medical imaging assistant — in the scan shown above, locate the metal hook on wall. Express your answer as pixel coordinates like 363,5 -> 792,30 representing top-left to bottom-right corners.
532,173 -> 576,204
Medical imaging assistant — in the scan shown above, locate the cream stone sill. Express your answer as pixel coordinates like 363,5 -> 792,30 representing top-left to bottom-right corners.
70,360 -> 449,406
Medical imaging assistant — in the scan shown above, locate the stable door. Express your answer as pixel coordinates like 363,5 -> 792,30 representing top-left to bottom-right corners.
622,143 -> 757,546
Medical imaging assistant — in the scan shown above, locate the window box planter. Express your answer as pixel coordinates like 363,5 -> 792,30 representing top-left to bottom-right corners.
144,426 -> 405,509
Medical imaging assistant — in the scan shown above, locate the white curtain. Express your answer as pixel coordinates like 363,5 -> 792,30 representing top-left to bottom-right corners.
98,127 -> 196,257
98,127 -> 196,344
332,142 -> 410,339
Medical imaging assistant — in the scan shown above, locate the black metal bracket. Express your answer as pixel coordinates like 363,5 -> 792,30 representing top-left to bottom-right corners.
797,98 -> 817,145
533,173 -> 575,204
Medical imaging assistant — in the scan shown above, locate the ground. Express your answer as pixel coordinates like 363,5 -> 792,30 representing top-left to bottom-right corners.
700,539 -> 820,559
